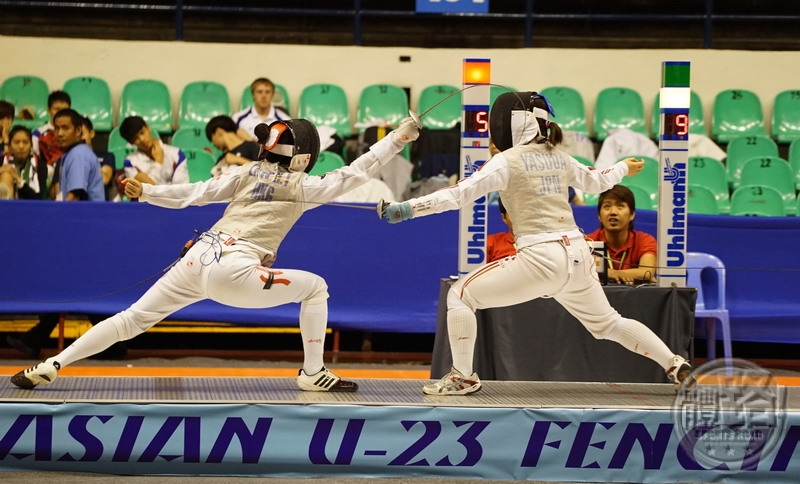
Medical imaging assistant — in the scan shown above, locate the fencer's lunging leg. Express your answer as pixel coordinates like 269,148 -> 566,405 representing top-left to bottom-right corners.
45,314 -> 131,367
446,289 -> 478,377
604,317 -> 676,370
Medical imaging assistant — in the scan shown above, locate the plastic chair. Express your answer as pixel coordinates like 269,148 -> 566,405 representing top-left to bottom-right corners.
110,147 -> 129,170
309,150 -> 346,176
357,84 -> 409,132
687,184 -> 720,215
618,155 -> 659,195
179,81 -> 230,129
711,89 -> 766,142
789,138 -> 800,190
240,83 -> 290,113
184,149 -> 217,183
623,184 -> 657,210
171,127 -> 222,158
725,134 -> 779,189
120,79 -> 174,133
417,84 -> 461,130
539,86 -> 588,135
298,83 -> 351,139
593,87 -> 647,141
771,89 -> 800,143
686,252 -> 732,361
687,156 -> 731,214
63,76 -> 114,132
738,156 -> 797,215
651,90 -> 706,138
729,185 -> 787,217
1,75 -> 49,129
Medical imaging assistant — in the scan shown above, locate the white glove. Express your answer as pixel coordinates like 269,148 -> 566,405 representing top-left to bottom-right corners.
392,117 -> 420,145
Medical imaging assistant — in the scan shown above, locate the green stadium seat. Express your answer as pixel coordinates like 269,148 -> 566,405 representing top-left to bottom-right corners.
771,89 -> 800,143
111,147 -> 129,171
729,185 -> 787,217
539,86 -> 588,135
240,83 -> 290,113
593,87 -> 647,141
298,83 -> 351,139
789,138 -> 800,190
687,184 -> 720,215
120,79 -> 173,133
171,127 -> 222,158
626,184 -> 657,211
738,156 -> 797,215
618,155 -> 659,194
711,89 -> 766,142
309,150 -> 346,176
417,84 -> 461,130
357,84 -> 408,132
651,90 -> 706,138
63,76 -> 113,132
1,75 -> 49,130
582,192 -> 599,206
184,149 -> 217,183
178,81 -> 230,129
687,156 -> 730,214
725,134 -> 779,189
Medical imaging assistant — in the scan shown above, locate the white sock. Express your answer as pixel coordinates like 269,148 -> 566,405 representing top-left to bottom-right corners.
45,318 -> 122,368
299,300 -> 327,375
447,307 -> 477,376
605,317 -> 675,370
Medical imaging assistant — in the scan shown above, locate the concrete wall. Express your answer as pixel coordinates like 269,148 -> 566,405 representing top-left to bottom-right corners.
3,35 -> 799,135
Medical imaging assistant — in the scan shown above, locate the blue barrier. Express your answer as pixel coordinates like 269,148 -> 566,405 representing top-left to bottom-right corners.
0,200 -> 799,340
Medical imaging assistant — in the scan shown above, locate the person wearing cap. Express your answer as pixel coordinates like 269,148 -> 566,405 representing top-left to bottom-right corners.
380,91 -> 695,396
118,115 -> 188,185
11,116 -> 420,394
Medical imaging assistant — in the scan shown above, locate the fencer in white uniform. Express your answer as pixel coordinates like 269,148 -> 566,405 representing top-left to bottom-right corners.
12,117 -> 420,392
381,92 -> 695,395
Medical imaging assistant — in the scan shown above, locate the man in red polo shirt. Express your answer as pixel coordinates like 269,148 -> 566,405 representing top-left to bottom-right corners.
587,185 -> 657,284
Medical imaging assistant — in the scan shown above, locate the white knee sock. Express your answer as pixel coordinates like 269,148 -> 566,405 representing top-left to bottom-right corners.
46,317 -> 123,368
605,317 -> 675,369
447,307 -> 477,376
299,300 -> 327,375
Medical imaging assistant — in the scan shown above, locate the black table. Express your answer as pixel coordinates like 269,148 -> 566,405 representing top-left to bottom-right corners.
431,279 -> 696,383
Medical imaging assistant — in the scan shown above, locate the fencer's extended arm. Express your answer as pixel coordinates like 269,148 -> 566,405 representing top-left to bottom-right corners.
569,157 -> 630,194
138,170 -> 240,208
381,155 -> 509,223
301,118 -> 419,205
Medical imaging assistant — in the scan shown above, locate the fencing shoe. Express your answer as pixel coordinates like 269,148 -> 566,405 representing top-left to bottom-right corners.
423,367 -> 482,395
666,355 -> 697,391
11,361 -> 61,389
297,367 -> 358,392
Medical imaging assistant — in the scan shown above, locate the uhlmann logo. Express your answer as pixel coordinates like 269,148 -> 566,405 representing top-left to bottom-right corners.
663,158 -> 687,267
464,155 -> 487,264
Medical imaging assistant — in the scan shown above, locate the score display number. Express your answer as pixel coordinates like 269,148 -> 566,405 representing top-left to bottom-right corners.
662,112 -> 689,140
463,109 -> 489,138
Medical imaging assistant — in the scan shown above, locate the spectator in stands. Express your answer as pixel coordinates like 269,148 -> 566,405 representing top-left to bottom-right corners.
380,91 -> 693,396
82,116 -> 119,201
586,185 -> 657,284
205,115 -> 261,177
7,109 -> 126,360
33,90 -> 71,169
0,126 -> 48,199
486,197 -> 516,263
232,77 -> 289,141
11,116 -> 419,393
119,115 -> 188,185
0,100 -> 15,158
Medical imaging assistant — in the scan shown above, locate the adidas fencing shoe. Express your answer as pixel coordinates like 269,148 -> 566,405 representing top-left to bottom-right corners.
667,355 -> 697,391
297,367 -> 358,392
11,361 -> 60,389
423,367 -> 482,395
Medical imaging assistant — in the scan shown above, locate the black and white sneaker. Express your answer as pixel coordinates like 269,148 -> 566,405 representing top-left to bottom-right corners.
666,355 -> 697,391
11,361 -> 61,389
297,367 -> 358,392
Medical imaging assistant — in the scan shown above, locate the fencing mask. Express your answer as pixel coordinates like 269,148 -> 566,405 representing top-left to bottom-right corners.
257,119 -> 320,173
489,91 -> 556,151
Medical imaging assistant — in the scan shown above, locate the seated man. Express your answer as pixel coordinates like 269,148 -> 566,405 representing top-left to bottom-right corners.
119,116 -> 188,185
586,184 -> 657,284
205,115 -> 261,177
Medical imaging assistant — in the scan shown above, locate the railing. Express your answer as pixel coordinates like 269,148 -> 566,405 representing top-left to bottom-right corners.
1,0 -> 799,48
